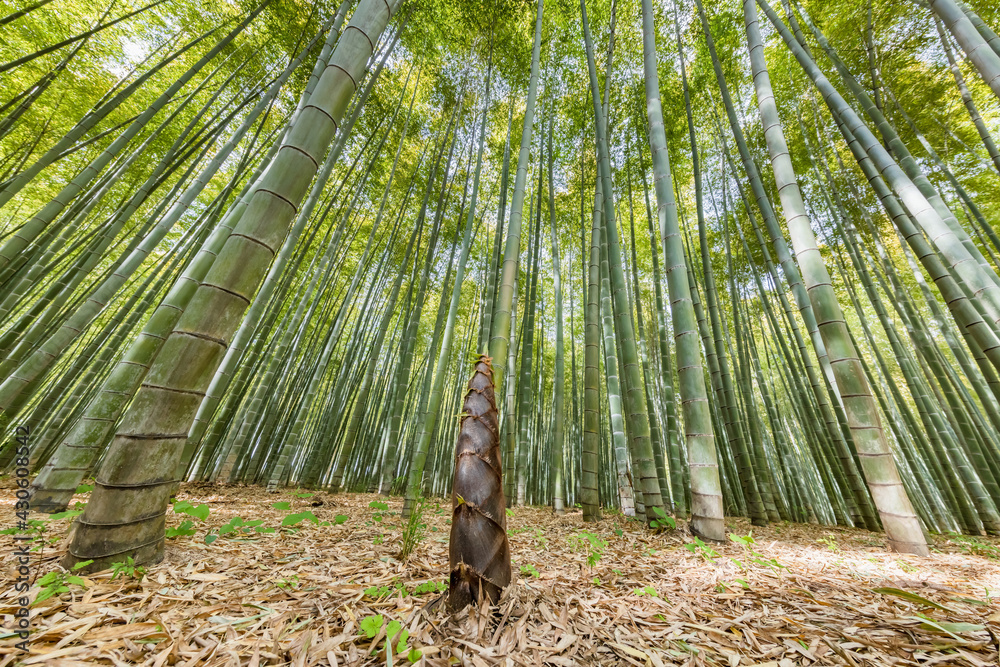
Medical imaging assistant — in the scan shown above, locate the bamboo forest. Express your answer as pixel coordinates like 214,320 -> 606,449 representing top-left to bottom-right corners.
4,0 -> 1000,663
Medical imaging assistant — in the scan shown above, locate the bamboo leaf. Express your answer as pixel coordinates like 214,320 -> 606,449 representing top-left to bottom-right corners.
873,588 -> 953,612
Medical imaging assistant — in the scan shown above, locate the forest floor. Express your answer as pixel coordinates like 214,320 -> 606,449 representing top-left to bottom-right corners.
1,484 -> 999,666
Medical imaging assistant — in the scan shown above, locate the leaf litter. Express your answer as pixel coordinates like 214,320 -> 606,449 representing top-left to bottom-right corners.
1,484 -> 998,666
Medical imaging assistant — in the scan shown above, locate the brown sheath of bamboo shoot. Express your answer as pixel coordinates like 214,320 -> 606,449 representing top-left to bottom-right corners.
448,355 -> 511,609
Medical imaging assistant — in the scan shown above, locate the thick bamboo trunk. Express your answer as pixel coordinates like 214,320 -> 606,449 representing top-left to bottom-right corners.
62,0 -> 401,572
743,0 -> 927,555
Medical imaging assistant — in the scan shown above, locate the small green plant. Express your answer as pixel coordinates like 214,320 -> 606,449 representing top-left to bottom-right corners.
949,534 -> 1000,560
75,484 -> 94,494
569,530 -> 607,567
275,575 -> 300,590
33,560 -> 92,605
364,581 -> 407,598
685,536 -> 719,563
228,518 -> 267,532
365,580 -> 446,598
360,614 -> 384,638
895,558 -> 919,574
165,520 -> 197,538
0,518 -> 45,537
110,556 -> 145,582
649,506 -> 676,531
399,496 -> 428,560
172,500 -> 210,521
729,533 -> 754,548
592,576 -> 601,585
816,535 -> 838,552
532,527 -> 549,550
281,510 -> 319,527
3,510 -> 83,552
369,500 -> 390,524
333,514 -> 349,525
520,563 -> 540,578
505,508 -> 514,518
166,500 -> 211,539
204,516 -> 276,544
633,585 -> 658,597
412,580 -> 446,594
364,584 -> 390,598
359,615 -> 421,663
728,533 -> 786,571
753,553 -> 785,571
385,619 -> 419,663
373,533 -> 383,545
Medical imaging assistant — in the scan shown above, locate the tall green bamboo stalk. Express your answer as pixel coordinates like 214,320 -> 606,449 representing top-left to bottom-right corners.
743,0 -> 927,554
